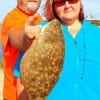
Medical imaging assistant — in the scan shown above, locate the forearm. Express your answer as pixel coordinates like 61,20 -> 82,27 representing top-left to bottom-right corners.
8,28 -> 34,51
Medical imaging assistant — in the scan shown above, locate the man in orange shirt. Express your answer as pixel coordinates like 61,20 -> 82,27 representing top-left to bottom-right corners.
1,0 -> 43,100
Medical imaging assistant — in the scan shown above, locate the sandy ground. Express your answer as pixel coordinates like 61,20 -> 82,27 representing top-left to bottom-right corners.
0,68 -> 3,100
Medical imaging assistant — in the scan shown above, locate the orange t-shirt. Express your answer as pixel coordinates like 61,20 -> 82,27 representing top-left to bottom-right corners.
1,7 -> 43,100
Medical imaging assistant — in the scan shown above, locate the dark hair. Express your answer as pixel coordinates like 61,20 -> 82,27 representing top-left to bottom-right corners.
44,0 -> 84,22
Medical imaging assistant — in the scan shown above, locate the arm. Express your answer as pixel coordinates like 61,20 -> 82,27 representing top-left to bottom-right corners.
8,14 -> 42,51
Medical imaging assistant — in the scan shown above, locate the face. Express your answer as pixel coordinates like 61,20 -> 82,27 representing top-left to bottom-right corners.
53,0 -> 81,23
18,0 -> 41,14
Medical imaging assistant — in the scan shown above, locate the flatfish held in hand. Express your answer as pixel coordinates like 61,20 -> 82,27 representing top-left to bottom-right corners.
20,19 -> 65,100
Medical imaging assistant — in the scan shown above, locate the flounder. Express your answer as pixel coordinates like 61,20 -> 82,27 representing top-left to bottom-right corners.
20,19 -> 65,100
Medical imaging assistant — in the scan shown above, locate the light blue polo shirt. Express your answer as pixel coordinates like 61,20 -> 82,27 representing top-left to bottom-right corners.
14,20 -> 100,100
13,51 -> 24,77
45,20 -> 100,100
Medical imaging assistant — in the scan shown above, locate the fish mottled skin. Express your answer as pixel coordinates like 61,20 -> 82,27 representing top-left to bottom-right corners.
20,19 -> 65,100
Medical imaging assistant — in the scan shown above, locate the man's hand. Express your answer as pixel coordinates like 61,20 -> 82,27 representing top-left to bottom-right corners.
25,13 -> 42,40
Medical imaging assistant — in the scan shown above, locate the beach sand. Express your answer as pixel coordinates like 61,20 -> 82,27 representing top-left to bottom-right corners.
0,68 -> 3,100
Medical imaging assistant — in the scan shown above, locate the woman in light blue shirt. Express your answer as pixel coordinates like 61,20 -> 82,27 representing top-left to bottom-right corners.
44,0 -> 100,99
14,0 -> 100,99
